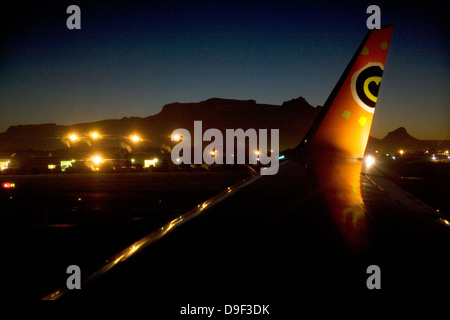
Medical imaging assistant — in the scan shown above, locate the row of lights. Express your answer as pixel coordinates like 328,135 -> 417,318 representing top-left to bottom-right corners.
376,149 -> 449,156
70,155 -> 159,169
367,149 -> 450,165
66,132 -> 140,169
67,132 -> 142,143
64,131 -> 168,170
170,134 -> 275,156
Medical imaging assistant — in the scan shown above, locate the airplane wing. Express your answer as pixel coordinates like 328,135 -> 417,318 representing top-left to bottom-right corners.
43,26 -> 450,308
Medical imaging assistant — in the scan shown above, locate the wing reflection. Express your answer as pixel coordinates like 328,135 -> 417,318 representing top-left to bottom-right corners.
311,158 -> 368,254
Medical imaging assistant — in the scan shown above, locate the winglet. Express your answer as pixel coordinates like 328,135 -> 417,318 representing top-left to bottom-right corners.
298,26 -> 393,158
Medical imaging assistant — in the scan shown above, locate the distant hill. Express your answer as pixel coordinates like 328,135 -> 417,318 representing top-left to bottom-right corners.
0,97 -> 321,153
383,127 -> 428,151
367,127 -> 450,154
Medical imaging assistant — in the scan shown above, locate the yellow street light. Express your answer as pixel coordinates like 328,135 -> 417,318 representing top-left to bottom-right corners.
92,156 -> 103,165
69,133 -> 79,142
90,131 -> 100,139
130,135 -> 141,142
365,155 -> 375,167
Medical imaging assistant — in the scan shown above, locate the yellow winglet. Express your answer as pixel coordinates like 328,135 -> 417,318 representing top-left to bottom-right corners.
300,26 -> 393,158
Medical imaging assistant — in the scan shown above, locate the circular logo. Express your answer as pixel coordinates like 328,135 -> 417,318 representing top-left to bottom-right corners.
351,63 -> 384,113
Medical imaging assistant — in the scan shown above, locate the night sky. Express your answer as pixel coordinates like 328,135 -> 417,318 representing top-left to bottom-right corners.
1,1 -> 449,139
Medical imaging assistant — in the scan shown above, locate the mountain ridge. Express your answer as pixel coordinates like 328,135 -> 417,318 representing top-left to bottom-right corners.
1,97 -> 448,154
0,97 -> 320,153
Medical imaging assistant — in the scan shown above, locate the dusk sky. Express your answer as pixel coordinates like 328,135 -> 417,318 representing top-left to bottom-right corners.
1,1 -> 448,139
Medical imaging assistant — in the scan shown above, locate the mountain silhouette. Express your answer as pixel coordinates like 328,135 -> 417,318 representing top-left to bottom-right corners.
0,97 -> 321,153
366,127 -> 434,154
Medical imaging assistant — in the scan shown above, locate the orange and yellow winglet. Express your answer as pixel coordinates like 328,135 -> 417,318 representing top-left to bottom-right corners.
306,26 -> 393,158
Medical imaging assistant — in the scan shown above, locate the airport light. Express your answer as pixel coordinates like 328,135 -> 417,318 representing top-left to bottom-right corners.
130,135 -> 141,142
144,158 -> 159,168
92,155 -> 103,165
2,182 -> 15,189
90,131 -> 100,139
0,160 -> 9,171
364,155 -> 375,167
69,133 -> 79,142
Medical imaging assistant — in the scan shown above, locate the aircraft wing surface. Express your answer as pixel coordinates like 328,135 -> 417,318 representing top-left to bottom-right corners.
44,157 -> 450,305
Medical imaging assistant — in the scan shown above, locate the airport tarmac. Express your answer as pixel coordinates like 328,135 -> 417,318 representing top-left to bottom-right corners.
0,171 -> 250,299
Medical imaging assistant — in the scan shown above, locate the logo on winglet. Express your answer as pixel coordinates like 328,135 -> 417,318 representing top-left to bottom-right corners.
350,62 -> 384,113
